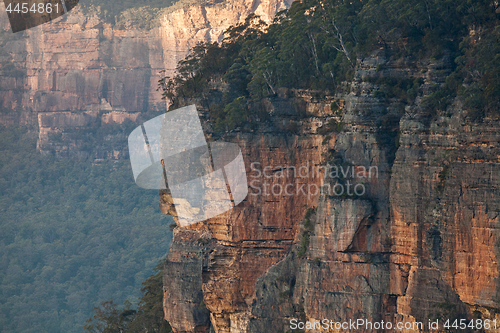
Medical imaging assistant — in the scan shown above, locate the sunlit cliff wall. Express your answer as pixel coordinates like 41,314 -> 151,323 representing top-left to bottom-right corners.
161,49 -> 500,333
0,0 -> 292,156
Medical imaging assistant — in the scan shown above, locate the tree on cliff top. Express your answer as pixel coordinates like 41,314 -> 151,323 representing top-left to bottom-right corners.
159,0 -> 500,129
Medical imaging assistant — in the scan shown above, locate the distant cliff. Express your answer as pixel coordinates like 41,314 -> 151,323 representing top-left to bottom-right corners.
160,48 -> 500,332
0,0 -> 292,157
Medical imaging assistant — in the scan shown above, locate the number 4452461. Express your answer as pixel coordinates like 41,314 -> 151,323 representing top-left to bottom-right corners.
6,2 -> 60,14
444,319 -> 497,330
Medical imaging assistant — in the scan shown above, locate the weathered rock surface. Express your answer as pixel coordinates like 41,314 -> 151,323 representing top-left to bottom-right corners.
160,90 -> 338,333
2,0 -> 498,331
163,228 -> 212,333
160,0 -> 293,73
162,49 -> 500,333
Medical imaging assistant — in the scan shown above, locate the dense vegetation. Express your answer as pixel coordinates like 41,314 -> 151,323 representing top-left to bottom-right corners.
160,0 -> 500,132
0,126 -> 173,333
83,260 -> 172,333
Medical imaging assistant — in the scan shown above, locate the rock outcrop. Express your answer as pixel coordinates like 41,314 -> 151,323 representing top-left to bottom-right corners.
161,49 -> 500,332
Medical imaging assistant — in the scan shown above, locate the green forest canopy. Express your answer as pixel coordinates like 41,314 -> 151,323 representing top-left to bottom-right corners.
0,126 -> 173,333
83,260 -> 172,333
160,0 -> 500,131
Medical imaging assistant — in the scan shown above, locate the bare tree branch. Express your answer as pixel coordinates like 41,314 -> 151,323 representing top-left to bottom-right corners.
331,18 -> 352,63
307,32 -> 320,73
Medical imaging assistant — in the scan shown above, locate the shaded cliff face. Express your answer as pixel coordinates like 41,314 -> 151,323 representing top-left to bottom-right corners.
161,50 -> 500,332
0,0 -> 292,156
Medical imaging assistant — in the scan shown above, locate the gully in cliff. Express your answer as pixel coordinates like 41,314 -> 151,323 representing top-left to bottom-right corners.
128,104 -> 249,227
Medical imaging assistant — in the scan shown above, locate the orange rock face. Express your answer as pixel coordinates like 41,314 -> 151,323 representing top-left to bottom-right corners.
161,53 -> 500,333
160,92 -> 338,333
1,1 -> 499,331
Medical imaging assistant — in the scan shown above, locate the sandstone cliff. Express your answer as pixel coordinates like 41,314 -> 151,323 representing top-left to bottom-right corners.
0,0 -> 292,156
161,49 -> 500,332
2,1 -> 498,331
